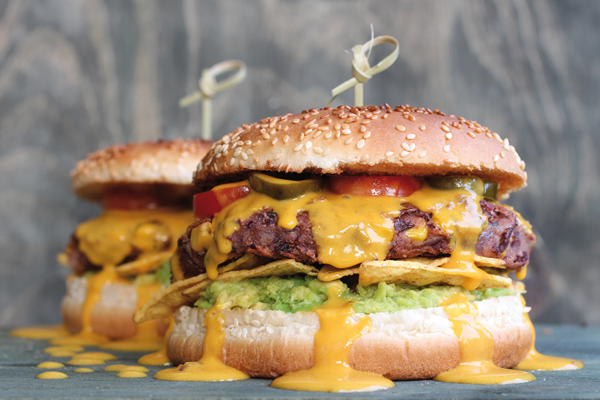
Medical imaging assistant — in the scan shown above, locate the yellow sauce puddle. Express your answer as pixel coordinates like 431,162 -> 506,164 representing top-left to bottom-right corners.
515,296 -> 583,371
434,293 -> 535,385
44,345 -> 85,354
74,368 -> 95,373
10,324 -> 69,340
36,362 -> 65,369
138,317 -> 174,366
117,371 -> 148,378
66,351 -> 117,366
36,371 -> 68,379
153,304 -> 249,381
271,284 -> 394,392
104,365 -> 149,372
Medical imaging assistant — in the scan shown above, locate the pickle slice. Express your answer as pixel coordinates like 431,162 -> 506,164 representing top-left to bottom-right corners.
427,176 -> 484,196
482,179 -> 498,201
249,173 -> 322,200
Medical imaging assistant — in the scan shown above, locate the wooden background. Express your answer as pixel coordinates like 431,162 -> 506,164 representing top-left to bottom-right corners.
0,0 -> 598,327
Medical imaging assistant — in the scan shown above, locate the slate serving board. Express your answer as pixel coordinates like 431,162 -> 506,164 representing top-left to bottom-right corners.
0,325 -> 598,400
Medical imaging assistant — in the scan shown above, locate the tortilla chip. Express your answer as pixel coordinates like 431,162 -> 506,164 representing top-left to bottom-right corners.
182,259 -> 319,298
218,253 -> 268,274
116,251 -> 172,277
133,273 -> 208,323
317,265 -> 360,282
358,258 -> 512,289
474,255 -> 506,268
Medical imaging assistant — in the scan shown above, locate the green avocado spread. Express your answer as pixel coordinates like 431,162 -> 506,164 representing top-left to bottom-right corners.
193,275 -> 518,314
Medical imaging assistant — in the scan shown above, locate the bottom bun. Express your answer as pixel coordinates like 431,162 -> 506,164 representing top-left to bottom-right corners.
61,276 -> 165,340
167,295 -> 532,380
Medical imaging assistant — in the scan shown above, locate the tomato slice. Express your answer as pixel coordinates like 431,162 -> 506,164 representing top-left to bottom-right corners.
328,176 -> 422,197
104,189 -> 160,210
193,184 -> 250,218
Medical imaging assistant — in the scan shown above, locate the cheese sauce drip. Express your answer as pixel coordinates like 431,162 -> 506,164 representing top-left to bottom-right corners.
515,295 -> 583,371
101,282 -> 163,352
10,324 -> 69,340
52,208 -> 192,347
203,180 -> 494,289
138,316 -> 175,365
271,283 -> 394,392
434,293 -> 535,385
153,303 -> 249,381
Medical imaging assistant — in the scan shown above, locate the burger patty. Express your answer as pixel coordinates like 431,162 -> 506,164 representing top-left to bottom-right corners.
176,200 -> 534,280
65,236 -> 141,275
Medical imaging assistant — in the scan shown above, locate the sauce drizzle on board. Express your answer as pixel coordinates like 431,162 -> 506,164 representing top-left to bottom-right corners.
271,284 -> 394,392
153,303 -> 249,381
434,293 -> 535,385
515,296 -> 583,371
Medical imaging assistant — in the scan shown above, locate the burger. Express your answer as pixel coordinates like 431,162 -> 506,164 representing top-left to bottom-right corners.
135,105 -> 537,389
58,139 -> 211,349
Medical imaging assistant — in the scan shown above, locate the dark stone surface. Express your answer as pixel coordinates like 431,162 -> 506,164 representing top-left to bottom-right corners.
1,325 -> 598,399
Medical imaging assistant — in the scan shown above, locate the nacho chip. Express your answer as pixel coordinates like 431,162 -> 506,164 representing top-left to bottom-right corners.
183,259 -> 319,298
317,265 -> 360,282
218,253 -> 268,274
474,255 -> 506,268
116,251 -> 172,277
134,273 -> 208,323
358,258 -> 512,289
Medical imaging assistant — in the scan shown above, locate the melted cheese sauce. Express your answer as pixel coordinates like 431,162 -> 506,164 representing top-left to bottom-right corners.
271,284 -> 394,392
201,182 -> 494,289
53,208 -> 192,348
153,303 -> 250,381
36,362 -> 65,369
101,282 -> 163,352
434,293 -> 535,384
75,209 -> 193,267
73,368 -> 94,373
515,296 -> 583,371
10,325 -> 69,340
138,317 -> 175,365
36,371 -> 68,379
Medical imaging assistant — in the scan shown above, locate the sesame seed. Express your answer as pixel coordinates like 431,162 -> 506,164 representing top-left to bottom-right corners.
402,142 -> 410,151
254,140 -> 261,147
442,121 -> 449,126
475,128 -> 482,133
441,125 -> 450,133
334,123 -> 341,130
319,126 -> 329,131
222,136 -> 231,144
306,141 -> 313,149
385,151 -> 394,157
443,145 -> 451,153
493,155 -> 500,162
323,148 -> 331,156
361,120 -> 371,125
492,133 -> 503,143
360,126 -> 366,133
341,129 -> 352,135
269,119 -> 277,128
241,152 -> 248,160
360,154 -> 369,161
409,143 -> 415,151
401,151 -> 410,157
485,133 -> 492,138
521,161 -> 526,170
445,133 -> 452,140
341,124 -> 349,129
419,125 -> 426,131
292,119 -> 300,124
418,150 -> 427,158
274,153 -> 283,160
335,131 -> 341,138
230,158 -> 235,166
444,158 -> 456,164
294,144 -> 303,152
503,138 -> 510,150
501,151 -> 505,158
261,132 -> 270,140
245,140 -> 252,145
313,131 -> 323,139
314,147 -> 323,154
467,131 -> 476,138
325,132 -> 333,139
283,135 -> 289,143
345,137 -> 354,145
395,125 -> 406,132
270,128 -> 276,135
246,149 -> 253,155
363,131 -> 371,139
272,138 -> 278,145
357,139 -> 365,149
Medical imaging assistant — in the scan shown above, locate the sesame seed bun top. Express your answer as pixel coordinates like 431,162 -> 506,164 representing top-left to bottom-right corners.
195,105 -> 527,198
72,139 -> 212,202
